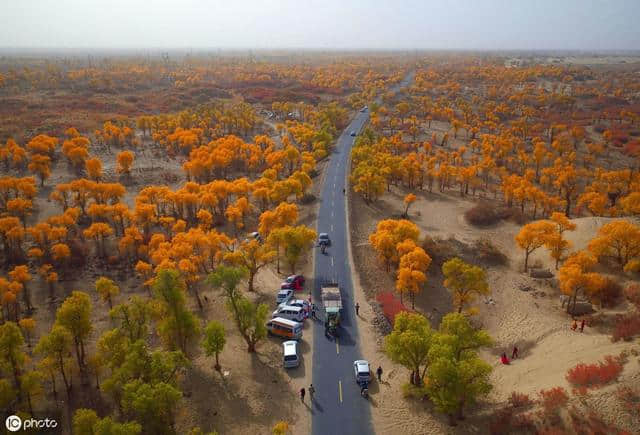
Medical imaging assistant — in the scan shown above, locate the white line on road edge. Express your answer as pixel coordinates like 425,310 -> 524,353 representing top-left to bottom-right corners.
336,337 -> 340,354
338,380 -> 343,403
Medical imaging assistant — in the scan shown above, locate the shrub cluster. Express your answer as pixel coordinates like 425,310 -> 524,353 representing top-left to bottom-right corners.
624,283 -> 640,309
474,238 -> 508,266
508,391 -> 534,409
592,277 -> 623,308
539,387 -> 569,414
566,355 -> 623,388
464,203 -> 507,226
612,313 -> 640,342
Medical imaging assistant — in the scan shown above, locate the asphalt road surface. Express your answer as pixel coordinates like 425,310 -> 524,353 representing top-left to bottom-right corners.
311,108 -> 372,435
311,74 -> 413,435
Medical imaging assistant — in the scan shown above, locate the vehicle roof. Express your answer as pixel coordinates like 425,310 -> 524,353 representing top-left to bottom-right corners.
318,233 -> 329,237
283,341 -> 297,354
277,305 -> 303,312
270,317 -> 301,327
277,289 -> 293,295
288,299 -> 308,304
355,360 -> 370,369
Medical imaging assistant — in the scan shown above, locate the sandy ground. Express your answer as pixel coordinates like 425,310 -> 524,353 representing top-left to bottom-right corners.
14,123 -> 324,433
348,182 -> 640,434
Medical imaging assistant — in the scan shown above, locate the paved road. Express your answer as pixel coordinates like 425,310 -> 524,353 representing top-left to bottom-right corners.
311,108 -> 372,435
311,74 -> 413,435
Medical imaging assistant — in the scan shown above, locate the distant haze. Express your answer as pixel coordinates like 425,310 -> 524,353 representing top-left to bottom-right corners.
1,0 -> 639,51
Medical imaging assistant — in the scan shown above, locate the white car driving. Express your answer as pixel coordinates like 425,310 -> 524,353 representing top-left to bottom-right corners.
354,360 -> 371,383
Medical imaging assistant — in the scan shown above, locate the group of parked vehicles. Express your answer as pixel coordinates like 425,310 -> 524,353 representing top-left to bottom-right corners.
264,231 -> 372,397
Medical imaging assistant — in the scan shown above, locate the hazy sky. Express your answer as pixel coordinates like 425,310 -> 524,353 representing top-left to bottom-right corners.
1,0 -> 639,50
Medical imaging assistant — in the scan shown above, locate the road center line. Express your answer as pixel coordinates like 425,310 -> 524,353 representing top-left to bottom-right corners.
331,257 -> 334,266
331,224 -> 334,232
336,337 -> 339,354
338,380 -> 343,403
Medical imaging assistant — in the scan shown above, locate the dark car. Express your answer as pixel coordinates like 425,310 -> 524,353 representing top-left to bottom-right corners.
280,275 -> 305,291
350,131 -> 356,137
318,233 -> 331,246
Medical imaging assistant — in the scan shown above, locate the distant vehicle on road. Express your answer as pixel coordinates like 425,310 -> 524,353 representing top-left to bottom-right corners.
280,274 -> 305,291
276,289 -> 294,305
350,131 -> 356,137
354,360 -> 371,383
360,106 -> 368,112
318,233 -> 331,246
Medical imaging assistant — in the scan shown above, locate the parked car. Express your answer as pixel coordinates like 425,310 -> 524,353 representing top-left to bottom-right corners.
350,131 -> 356,137
318,233 -> 331,246
281,299 -> 310,317
280,274 -> 305,291
267,317 -> 302,340
272,305 -> 306,322
276,289 -> 294,305
283,340 -> 300,368
354,360 -> 371,383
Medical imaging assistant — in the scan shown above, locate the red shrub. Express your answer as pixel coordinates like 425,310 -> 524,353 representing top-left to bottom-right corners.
511,412 -> 536,432
623,139 -> 640,156
376,291 -> 412,324
508,391 -> 534,409
616,386 -> 640,417
612,314 -> 640,342
539,387 -> 569,414
569,408 -> 628,435
566,355 -> 623,388
488,407 -> 513,435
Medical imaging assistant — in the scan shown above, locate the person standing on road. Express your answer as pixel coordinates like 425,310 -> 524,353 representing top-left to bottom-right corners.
308,384 -> 315,400
376,366 -> 383,382
300,387 -> 305,402
355,302 -> 360,316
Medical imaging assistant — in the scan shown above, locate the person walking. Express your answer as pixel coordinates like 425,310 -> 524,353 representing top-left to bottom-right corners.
501,352 -> 510,365
376,366 -> 383,382
308,384 -> 315,400
311,304 -> 316,320
512,346 -> 518,359
580,319 -> 585,332
571,320 -> 578,331
300,387 -> 306,402
355,302 -> 360,316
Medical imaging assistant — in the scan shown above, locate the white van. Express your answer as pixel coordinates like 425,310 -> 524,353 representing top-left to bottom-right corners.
283,340 -> 299,368
267,317 -> 303,340
272,305 -> 305,322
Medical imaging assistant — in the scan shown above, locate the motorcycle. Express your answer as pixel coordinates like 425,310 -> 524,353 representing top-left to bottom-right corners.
360,381 -> 369,398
